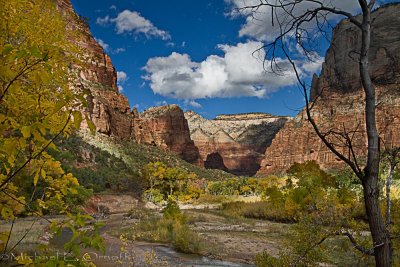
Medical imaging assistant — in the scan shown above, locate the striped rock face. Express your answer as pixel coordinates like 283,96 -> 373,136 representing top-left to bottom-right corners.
185,111 -> 289,176
258,4 -> 400,175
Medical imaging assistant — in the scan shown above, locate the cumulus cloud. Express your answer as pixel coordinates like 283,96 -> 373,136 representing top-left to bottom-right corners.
96,15 -> 111,26
226,0 -> 360,42
94,38 -> 126,55
97,10 -> 170,40
184,100 -> 202,108
143,41 -> 313,99
94,38 -> 110,52
117,71 -> 128,92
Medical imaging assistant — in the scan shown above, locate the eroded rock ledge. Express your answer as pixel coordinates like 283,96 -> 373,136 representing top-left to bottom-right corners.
185,111 -> 289,176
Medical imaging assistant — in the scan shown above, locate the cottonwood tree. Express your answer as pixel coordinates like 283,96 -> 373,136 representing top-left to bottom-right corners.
0,0 -> 103,264
234,0 -> 395,266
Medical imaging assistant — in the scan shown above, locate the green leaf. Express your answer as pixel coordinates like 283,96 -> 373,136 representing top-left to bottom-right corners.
30,47 -> 42,59
2,44 -> 13,55
15,49 -> 27,59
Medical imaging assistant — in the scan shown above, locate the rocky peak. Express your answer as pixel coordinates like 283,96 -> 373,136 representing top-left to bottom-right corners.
310,3 -> 400,100
258,4 -> 400,175
140,104 -> 182,118
56,0 -> 133,139
135,105 -> 200,164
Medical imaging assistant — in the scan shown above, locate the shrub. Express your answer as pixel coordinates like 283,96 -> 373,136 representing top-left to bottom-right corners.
163,199 -> 183,220
127,202 -> 203,254
255,251 -> 280,267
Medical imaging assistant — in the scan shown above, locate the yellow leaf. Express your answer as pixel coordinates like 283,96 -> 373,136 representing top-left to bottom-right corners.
1,206 -> 14,220
40,169 -> 46,179
85,114 -> 96,133
21,126 -> 31,138
0,114 -> 6,123
72,110 -> 83,129
33,172 -> 39,186
68,187 -> 78,195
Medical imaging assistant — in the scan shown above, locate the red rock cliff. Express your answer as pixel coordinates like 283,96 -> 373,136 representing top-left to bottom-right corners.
56,0 -> 200,164
257,4 -> 400,176
185,111 -> 288,176
310,4 -> 400,100
57,0 -> 134,139
135,105 -> 200,164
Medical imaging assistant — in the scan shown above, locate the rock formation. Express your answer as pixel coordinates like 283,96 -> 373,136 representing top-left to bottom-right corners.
257,4 -> 400,176
57,0 -> 134,139
310,3 -> 400,100
185,111 -> 289,176
135,105 -> 200,164
56,0 -> 199,164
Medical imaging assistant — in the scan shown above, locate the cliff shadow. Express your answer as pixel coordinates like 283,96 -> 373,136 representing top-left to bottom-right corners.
204,152 -> 229,172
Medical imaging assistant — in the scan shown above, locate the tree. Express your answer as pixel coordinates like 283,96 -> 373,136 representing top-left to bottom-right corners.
381,147 -> 400,226
235,0 -> 393,265
0,0 -> 102,264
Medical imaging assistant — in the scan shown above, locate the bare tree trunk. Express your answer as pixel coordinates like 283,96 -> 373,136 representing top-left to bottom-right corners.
359,3 -> 391,266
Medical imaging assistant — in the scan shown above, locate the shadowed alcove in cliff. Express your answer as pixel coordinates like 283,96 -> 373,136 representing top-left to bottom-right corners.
204,152 -> 228,172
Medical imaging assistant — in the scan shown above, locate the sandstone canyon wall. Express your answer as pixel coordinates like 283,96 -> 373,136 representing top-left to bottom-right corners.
57,0 -> 199,164
185,112 -> 289,176
257,4 -> 400,176
134,105 -> 200,164
57,0 -> 134,139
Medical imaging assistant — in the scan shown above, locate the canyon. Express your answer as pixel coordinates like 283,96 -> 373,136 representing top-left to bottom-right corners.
257,3 -> 400,175
57,0 -> 287,175
185,112 -> 288,176
60,0 -> 400,176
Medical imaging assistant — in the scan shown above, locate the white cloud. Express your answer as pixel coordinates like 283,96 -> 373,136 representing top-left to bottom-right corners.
117,71 -> 128,83
143,41 -> 309,99
155,100 -> 168,106
97,10 -> 170,40
110,5 -> 117,10
184,100 -> 202,108
226,0 -> 360,42
113,47 -> 125,54
94,38 -> 110,52
117,71 -> 128,92
96,15 -> 111,26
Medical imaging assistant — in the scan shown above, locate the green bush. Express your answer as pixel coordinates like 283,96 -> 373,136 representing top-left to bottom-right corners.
171,221 -> 201,253
222,201 -> 295,223
127,203 -> 203,254
255,251 -> 280,267
163,199 -> 183,220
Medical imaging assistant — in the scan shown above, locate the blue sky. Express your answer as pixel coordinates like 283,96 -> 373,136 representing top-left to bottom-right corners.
70,0 -> 395,119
